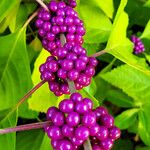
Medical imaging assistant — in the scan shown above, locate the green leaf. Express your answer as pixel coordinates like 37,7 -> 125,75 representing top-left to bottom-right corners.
115,108 -> 139,129
28,50 -> 62,113
0,28 -> 32,110
141,20 -> 150,40
106,0 -> 150,76
106,88 -> 134,108
16,129 -> 52,150
101,65 -> 150,104
78,0 -> 112,43
0,0 -> 20,23
0,111 -> 18,150
112,139 -> 134,150
136,146 -> 150,150
10,3 -> 37,32
92,0 -> 114,18
138,109 -> 150,146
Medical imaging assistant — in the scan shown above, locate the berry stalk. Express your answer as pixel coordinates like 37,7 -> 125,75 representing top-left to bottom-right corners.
0,121 -> 50,135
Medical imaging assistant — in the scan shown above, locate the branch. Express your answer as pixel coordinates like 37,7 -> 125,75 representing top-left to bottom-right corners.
22,10 -> 39,29
83,138 -> 92,150
36,0 -> 49,12
0,121 -> 50,134
91,49 -> 107,57
59,33 -> 92,150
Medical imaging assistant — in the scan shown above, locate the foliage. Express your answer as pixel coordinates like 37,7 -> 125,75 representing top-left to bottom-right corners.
0,0 -> 150,149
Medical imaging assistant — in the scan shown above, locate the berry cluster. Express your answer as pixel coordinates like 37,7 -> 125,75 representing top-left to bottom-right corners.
40,54 -> 97,96
36,0 -> 98,96
45,93 -> 121,150
36,1 -> 85,54
131,35 -> 145,54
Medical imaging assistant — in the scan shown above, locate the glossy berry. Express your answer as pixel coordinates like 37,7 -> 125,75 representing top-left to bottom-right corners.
46,107 -> 58,120
100,114 -> 114,128
100,139 -> 113,150
57,140 -> 74,150
109,127 -> 121,140
59,99 -> 74,113
51,112 -> 65,126
96,126 -> 108,140
75,101 -> 89,114
70,92 -> 83,102
47,126 -> 63,140
82,112 -> 96,127
75,126 -> 89,141
62,124 -> 74,137
66,112 -> 80,127
89,124 -> 100,136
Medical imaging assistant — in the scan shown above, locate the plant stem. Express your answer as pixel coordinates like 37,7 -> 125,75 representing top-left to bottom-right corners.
36,0 -> 49,11
60,33 -> 92,150
91,49 -> 107,57
22,10 -> 39,29
2,80 -> 46,123
0,121 -> 50,135
16,80 -> 46,108
83,138 -> 93,150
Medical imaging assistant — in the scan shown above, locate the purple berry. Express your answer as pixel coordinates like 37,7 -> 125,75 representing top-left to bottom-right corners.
35,19 -> 44,28
100,114 -> 114,128
60,83 -> 70,94
61,59 -> 74,71
47,126 -> 63,140
51,140 -> 59,149
75,59 -> 86,71
109,126 -> 121,140
49,81 -> 60,92
57,69 -> 67,79
68,69 -> 79,81
96,126 -> 108,140
94,107 -> 108,120
66,112 -> 80,127
57,140 -> 74,150
49,1 -> 58,12
75,126 -> 89,141
82,112 -> 96,127
92,144 -> 102,150
59,99 -> 74,113
67,53 -> 77,60
62,124 -> 74,137
70,93 -> 83,102
100,139 -> 113,150
51,111 -> 65,126
83,98 -> 93,110
65,16 -> 74,25
46,60 -> 58,72
46,107 -> 58,120
75,101 -> 89,114
70,137 -> 84,146
89,123 -> 100,136
46,33 -> 55,41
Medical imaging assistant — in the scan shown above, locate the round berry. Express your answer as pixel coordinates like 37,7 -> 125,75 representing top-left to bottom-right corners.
61,59 -> 74,71
109,126 -> 121,140
89,123 -> 100,136
59,99 -> 74,113
96,126 -> 108,140
100,114 -> 114,128
57,140 -> 74,150
70,137 -> 84,146
75,101 -> 89,114
46,107 -> 58,120
66,112 -> 80,127
47,126 -> 63,140
82,112 -> 96,127
62,124 -> 74,137
70,93 -> 83,102
100,139 -> 113,150
94,107 -> 108,120
68,69 -> 79,81
51,111 -> 65,126
75,126 -> 89,141
83,98 -> 93,110
57,69 -> 67,79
